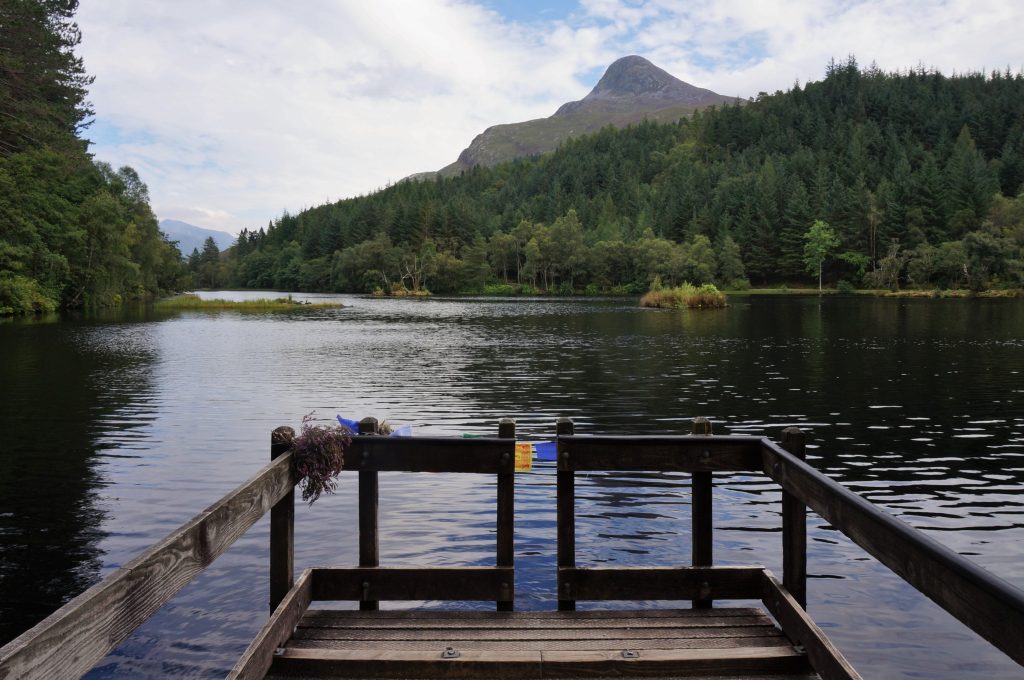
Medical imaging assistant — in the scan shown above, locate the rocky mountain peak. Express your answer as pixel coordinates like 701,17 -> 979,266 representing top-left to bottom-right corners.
587,55 -> 684,99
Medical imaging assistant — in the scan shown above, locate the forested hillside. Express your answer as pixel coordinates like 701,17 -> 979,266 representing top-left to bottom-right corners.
229,58 -> 1024,295
0,0 -> 186,314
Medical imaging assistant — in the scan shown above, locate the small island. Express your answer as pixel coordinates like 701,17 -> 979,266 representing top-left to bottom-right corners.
640,282 -> 728,309
154,294 -> 343,311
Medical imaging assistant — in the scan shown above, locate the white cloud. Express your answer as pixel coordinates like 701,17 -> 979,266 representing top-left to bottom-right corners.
76,1 -> 1024,235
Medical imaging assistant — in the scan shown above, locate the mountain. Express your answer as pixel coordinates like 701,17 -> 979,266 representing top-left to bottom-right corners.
159,219 -> 235,256
429,55 -> 738,178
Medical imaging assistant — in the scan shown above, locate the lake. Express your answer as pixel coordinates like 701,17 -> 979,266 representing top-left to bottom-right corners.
1,293 -> 1022,678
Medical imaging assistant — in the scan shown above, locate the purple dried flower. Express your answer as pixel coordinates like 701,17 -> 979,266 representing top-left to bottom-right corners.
291,413 -> 351,504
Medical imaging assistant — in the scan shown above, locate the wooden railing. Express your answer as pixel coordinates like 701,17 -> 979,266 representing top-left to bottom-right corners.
281,416 -> 519,611
555,418 -> 1024,668
0,445 -> 296,680
759,433 -> 1024,667
1,417 -> 1022,680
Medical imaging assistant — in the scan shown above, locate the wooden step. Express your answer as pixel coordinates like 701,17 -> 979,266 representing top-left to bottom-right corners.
267,608 -> 812,678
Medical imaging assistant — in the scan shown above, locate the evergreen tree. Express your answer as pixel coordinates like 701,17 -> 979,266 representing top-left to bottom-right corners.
0,0 -> 93,156
715,235 -> 747,287
779,180 -> 813,277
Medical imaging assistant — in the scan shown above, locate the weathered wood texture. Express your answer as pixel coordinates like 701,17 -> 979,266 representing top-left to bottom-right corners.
691,417 -> 714,609
761,571 -> 861,680
558,566 -> 763,602
556,417 -> 576,611
228,569 -> 313,680
0,453 -> 295,680
269,426 -> 296,613
311,567 -> 514,602
556,435 -> 762,472
267,606 -> 811,679
497,418 -> 516,611
780,427 -> 807,609
268,646 -> 808,678
760,437 -> 1024,667
358,418 -> 380,611
345,437 -> 515,472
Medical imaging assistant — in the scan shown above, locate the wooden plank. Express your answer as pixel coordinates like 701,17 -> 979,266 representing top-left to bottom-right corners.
761,571 -> 861,680
292,625 -> 784,642
269,426 -> 295,613
780,428 -> 807,609
299,607 -> 767,621
298,613 -> 774,630
760,437 -> 1024,667
497,418 -> 515,612
539,646 -> 808,677
344,437 -> 515,473
556,417 -> 576,611
357,418 -> 380,611
271,648 -> 543,679
691,471 -> 713,608
0,453 -> 295,680
228,569 -> 313,680
557,435 -> 763,472
692,418 -> 713,609
312,567 -> 514,602
288,635 -> 792,652
561,566 -> 764,602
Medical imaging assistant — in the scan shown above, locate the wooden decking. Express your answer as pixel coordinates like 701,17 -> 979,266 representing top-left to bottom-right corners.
231,565 -> 856,679
3,418 -> 1024,680
266,608 -> 813,679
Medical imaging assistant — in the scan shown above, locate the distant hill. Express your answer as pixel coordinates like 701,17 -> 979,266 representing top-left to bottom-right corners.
425,55 -> 738,178
159,219 -> 235,256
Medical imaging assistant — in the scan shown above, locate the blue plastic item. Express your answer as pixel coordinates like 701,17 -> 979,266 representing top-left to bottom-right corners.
534,441 -> 557,460
336,415 -> 360,432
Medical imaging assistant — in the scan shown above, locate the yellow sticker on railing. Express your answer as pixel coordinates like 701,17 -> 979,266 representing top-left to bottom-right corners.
515,442 -> 533,471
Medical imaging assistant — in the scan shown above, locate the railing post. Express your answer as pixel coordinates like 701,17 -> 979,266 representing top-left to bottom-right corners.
781,427 -> 807,609
497,418 -> 516,611
556,416 -> 576,611
358,417 -> 380,611
270,426 -> 295,613
691,416 -> 713,609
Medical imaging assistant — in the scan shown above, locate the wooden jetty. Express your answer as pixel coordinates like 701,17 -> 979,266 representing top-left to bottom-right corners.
1,417 -> 1023,679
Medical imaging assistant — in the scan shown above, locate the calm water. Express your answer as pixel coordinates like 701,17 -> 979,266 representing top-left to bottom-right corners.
1,294 -> 1022,678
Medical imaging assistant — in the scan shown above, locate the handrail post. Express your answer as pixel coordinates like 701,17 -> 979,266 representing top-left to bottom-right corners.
269,426 -> 295,613
497,418 -> 516,611
556,416 -> 576,611
358,417 -> 380,611
691,417 -> 713,608
781,427 -> 807,608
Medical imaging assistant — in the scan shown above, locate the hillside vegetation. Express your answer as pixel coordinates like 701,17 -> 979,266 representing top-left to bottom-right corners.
224,58 -> 1024,296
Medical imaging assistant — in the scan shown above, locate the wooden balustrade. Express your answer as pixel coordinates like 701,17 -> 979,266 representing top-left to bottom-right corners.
2,416 -> 1022,680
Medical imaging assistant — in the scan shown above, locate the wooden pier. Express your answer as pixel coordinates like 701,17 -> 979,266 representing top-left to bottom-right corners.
1,417 -> 1023,679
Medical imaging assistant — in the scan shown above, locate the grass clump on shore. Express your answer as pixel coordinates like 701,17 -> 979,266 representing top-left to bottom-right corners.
155,293 -> 342,310
640,282 -> 727,309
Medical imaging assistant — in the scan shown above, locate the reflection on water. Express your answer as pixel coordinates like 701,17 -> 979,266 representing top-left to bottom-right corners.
0,294 -> 1022,678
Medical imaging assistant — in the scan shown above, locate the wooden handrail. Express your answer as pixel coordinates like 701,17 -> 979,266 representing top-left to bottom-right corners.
344,436 -> 516,472
555,434 -> 763,471
4,422 -> 1021,679
0,452 -> 295,680
759,437 -> 1024,667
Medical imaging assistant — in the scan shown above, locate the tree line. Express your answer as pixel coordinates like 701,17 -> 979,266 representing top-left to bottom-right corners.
222,57 -> 1023,294
0,0 -> 186,315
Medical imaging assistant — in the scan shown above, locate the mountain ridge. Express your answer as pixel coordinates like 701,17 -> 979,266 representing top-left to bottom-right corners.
159,219 -> 235,256
424,55 -> 737,179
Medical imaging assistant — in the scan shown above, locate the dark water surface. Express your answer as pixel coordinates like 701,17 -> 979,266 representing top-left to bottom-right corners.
1,294 -> 1022,678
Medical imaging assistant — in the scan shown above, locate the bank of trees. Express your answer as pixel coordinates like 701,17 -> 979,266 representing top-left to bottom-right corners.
225,57 -> 1023,294
0,0 -> 185,314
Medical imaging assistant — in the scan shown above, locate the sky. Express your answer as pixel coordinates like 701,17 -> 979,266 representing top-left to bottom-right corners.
75,0 -> 1024,236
